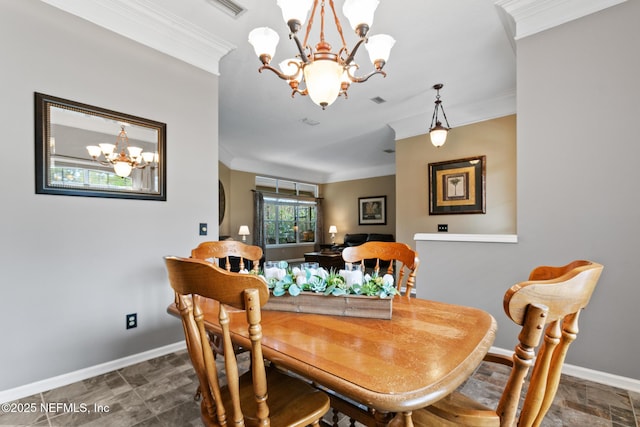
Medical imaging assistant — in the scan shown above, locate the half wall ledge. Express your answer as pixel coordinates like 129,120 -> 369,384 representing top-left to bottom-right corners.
414,233 -> 518,243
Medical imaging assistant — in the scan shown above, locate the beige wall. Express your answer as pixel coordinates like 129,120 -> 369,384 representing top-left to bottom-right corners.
395,115 -> 517,247
228,169 -> 256,241
322,175 -> 396,244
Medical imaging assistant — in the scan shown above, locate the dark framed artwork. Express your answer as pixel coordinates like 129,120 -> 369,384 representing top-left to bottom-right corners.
35,92 -> 166,200
428,156 -> 486,215
358,195 -> 387,225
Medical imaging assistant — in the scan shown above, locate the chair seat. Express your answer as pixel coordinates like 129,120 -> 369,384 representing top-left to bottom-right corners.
411,392 -> 499,427
204,365 -> 330,427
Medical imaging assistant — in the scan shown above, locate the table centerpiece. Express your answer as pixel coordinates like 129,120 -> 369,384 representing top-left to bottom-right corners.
248,261 -> 396,319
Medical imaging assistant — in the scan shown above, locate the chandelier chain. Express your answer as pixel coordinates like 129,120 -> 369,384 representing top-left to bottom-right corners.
328,0 -> 348,50
302,1 -> 319,50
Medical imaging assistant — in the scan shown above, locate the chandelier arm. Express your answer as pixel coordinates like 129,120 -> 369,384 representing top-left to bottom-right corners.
303,0 -> 320,50
258,64 -> 300,81
291,88 -> 307,98
92,158 -> 114,167
344,38 -> 366,65
349,69 -> 386,84
292,34 -> 310,63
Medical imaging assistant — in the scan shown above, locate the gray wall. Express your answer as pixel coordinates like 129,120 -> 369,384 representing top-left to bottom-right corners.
0,1 -> 219,390
416,1 -> 639,380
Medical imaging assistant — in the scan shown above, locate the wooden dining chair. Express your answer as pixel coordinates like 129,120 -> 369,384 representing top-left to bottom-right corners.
342,241 -> 420,297
192,241 -> 264,358
164,256 -> 330,427
192,240 -> 263,273
402,259 -> 604,427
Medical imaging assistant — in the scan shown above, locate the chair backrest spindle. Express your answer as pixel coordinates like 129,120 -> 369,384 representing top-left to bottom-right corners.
342,242 -> 419,296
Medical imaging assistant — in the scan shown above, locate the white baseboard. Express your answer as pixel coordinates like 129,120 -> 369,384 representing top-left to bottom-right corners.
3,342 -> 638,404
0,341 -> 186,404
490,346 -> 640,393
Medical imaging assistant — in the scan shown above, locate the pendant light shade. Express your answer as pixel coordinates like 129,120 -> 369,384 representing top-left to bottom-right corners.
248,27 -> 279,61
429,125 -> 449,148
303,58 -> 344,109
277,0 -> 313,26
343,0 -> 379,32
365,34 -> 396,68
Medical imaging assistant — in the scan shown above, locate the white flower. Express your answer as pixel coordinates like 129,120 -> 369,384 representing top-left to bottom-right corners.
238,269 -> 249,274
291,266 -> 302,277
275,268 -> 287,281
382,274 -> 394,286
264,267 -> 287,280
316,268 -> 329,279
296,275 -> 308,286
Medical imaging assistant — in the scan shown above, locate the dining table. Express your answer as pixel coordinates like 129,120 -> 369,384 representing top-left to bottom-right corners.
167,295 -> 497,426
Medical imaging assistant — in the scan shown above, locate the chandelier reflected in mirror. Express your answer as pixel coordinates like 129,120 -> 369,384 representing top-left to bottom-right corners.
86,125 -> 158,178
248,0 -> 395,110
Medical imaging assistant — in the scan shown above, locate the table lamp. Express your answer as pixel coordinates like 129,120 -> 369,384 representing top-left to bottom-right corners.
238,225 -> 250,242
329,225 -> 337,244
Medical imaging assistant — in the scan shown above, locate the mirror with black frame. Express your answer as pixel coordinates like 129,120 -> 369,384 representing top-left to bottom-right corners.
35,92 -> 166,200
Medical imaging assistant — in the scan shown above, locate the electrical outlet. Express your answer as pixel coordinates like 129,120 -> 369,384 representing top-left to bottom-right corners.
438,224 -> 448,232
199,223 -> 208,236
126,313 -> 137,329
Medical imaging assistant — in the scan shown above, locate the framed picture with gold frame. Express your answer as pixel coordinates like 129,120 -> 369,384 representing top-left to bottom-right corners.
429,156 -> 486,215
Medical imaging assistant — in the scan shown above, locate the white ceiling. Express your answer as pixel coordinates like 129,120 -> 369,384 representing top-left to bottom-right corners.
40,0 -> 624,183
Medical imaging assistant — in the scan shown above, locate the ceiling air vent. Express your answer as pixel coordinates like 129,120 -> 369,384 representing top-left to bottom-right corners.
302,117 -> 320,126
370,96 -> 387,104
207,0 -> 246,18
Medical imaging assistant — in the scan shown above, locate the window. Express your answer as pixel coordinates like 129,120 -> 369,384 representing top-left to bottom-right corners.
257,177 -> 318,247
50,166 -> 133,189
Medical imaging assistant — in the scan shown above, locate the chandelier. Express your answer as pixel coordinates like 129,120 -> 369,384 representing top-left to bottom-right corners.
429,83 -> 452,147
86,125 -> 157,178
248,0 -> 395,109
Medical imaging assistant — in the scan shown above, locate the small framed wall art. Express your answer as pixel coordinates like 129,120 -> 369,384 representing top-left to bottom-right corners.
358,195 -> 387,225
428,156 -> 486,215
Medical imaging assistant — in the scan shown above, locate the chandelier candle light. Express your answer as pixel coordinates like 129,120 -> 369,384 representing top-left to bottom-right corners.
248,0 -> 395,109
86,125 -> 157,178
429,83 -> 452,147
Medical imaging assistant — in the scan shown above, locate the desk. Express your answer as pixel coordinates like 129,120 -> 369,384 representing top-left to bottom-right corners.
168,297 -> 496,424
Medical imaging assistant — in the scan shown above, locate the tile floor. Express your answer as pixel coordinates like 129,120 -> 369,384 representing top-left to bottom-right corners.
1,349 -> 638,426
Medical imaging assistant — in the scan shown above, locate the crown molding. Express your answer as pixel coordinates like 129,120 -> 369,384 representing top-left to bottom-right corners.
494,0 -> 627,40
389,89 -> 517,142
39,0 -> 235,75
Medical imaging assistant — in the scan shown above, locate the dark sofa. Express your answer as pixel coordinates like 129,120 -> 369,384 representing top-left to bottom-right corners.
342,233 -> 395,247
